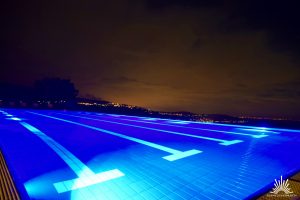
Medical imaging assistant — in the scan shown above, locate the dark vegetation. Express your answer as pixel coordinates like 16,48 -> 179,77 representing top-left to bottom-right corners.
0,78 -> 153,116
1,78 -> 299,129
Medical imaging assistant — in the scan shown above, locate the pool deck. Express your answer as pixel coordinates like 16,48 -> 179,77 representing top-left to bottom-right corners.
0,150 -> 20,200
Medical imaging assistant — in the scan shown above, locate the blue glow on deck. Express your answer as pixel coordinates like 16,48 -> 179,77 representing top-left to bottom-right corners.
1,109 -> 300,200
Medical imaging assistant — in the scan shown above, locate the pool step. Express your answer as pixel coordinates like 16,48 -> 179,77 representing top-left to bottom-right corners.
0,150 -> 20,200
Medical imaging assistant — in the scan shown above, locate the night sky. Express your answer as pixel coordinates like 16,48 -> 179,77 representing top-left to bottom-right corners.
1,1 -> 300,118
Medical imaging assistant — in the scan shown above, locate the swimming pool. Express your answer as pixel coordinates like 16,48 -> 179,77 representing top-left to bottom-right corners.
1,109 -> 299,199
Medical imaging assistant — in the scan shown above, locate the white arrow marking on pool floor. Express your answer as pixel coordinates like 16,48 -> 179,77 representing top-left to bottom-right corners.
57,113 -> 243,146
28,112 -> 202,161
19,121 -> 125,193
89,113 -> 267,139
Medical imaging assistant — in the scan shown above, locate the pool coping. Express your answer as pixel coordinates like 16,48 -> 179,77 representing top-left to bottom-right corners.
0,149 -> 21,200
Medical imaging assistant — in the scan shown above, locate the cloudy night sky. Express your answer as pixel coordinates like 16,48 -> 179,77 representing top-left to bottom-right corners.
1,0 -> 300,118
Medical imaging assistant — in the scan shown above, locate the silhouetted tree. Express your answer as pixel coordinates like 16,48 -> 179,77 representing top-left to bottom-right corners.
34,78 -> 78,102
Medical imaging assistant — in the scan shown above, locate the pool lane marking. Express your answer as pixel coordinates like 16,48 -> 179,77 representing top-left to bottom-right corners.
19,121 -> 124,193
27,111 -> 202,161
236,128 -> 279,134
100,113 -> 300,134
167,120 -> 191,124
6,117 -> 22,121
0,110 -> 8,115
94,113 -> 269,138
57,113 -> 243,146
72,112 -> 265,139
0,111 -> 23,121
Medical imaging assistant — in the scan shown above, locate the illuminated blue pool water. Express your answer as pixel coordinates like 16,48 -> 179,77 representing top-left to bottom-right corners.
0,109 -> 300,199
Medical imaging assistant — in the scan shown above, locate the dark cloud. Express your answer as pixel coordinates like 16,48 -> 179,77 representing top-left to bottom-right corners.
224,0 -> 300,61
258,78 -> 300,99
145,0 -> 223,10
145,0 -> 300,63
102,76 -> 140,84
0,0 -> 300,118
235,83 -> 248,89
